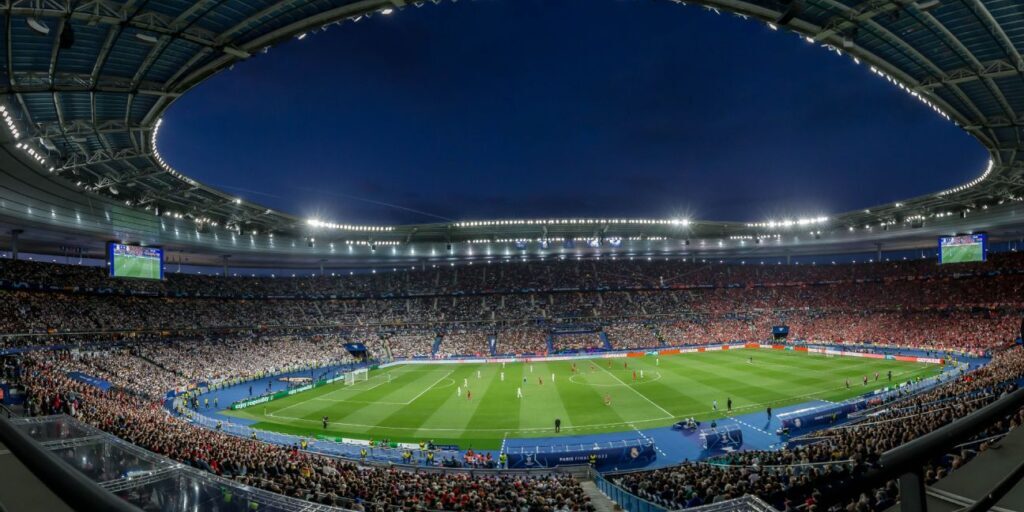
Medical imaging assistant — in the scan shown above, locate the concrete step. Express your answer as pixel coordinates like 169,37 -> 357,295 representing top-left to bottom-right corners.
580,479 -> 620,512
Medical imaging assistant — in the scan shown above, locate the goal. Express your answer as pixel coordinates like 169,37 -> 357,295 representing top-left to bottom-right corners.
345,368 -> 369,386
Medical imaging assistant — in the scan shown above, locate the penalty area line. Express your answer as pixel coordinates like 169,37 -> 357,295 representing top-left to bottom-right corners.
401,369 -> 455,405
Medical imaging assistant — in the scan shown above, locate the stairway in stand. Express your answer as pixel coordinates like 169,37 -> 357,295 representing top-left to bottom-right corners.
580,479 -> 619,512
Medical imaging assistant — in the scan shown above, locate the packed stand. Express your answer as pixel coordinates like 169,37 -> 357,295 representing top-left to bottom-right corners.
13,351 -> 594,512
612,347 -> 1024,511
498,329 -> 549,355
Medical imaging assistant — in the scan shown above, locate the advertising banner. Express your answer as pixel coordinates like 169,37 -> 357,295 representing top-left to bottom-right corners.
506,441 -> 656,471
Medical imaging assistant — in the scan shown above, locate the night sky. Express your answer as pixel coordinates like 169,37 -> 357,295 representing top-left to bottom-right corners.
159,0 -> 987,226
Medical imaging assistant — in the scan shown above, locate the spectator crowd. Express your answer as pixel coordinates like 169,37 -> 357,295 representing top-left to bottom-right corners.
2,253 -> 1024,510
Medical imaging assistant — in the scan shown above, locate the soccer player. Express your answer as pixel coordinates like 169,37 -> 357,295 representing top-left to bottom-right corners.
551,373 -> 556,383
604,394 -> 612,406
863,375 -> 868,386
727,397 -> 732,412
767,406 -> 772,418
656,358 -> 660,366
748,356 -> 753,364
846,378 -> 850,389
477,370 -> 481,379
640,369 -> 644,379
322,416 -> 329,429
530,365 -> 534,373
632,371 -> 637,381
887,370 -> 892,382
539,377 -> 543,386
500,371 -> 505,381
555,418 -> 561,433
712,399 -> 718,411
457,386 -> 462,397
517,387 -> 523,398
464,378 -> 469,388
874,371 -> 879,381
467,390 -> 472,400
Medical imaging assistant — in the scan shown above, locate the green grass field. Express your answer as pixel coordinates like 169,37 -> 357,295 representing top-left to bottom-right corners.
113,254 -> 162,279
941,243 -> 984,264
225,350 -> 942,449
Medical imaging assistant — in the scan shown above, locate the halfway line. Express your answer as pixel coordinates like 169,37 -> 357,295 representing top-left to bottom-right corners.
595,363 -> 675,419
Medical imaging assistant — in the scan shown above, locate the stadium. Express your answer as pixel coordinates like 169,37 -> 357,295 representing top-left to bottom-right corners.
0,1 -> 1023,512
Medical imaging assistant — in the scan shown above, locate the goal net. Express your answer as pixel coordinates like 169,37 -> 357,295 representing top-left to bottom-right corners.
345,368 -> 369,386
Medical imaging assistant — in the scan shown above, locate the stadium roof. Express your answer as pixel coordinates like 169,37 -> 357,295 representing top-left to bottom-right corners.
1,0 -> 1024,266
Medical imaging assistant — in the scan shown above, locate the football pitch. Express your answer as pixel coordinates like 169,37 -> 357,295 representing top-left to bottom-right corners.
941,243 -> 984,263
225,350 -> 942,449
113,254 -> 162,279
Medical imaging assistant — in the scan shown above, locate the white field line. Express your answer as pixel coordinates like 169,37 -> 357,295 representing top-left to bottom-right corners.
311,378 -> 456,405
568,370 -> 663,387
595,362 -> 675,419
402,370 -> 455,405
263,367 -> 928,435
729,417 -> 773,437
271,397 -> 315,416
316,367 -> 447,399
272,367 -> 406,414
264,412 -> 672,433
258,362 -> 937,436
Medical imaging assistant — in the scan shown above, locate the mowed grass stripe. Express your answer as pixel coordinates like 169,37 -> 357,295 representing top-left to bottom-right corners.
554,362 -> 636,432
653,356 -> 779,412
252,367 -> 451,426
236,351 -> 943,449
381,365 -> 476,432
306,368 -> 456,427
614,359 -> 744,417
117,255 -> 159,279
464,364 -> 527,442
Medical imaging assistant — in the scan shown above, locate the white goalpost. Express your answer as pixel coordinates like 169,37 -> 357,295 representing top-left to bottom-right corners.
345,368 -> 369,386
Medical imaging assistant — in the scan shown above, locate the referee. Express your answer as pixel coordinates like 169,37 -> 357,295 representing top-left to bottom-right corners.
554,418 -> 561,433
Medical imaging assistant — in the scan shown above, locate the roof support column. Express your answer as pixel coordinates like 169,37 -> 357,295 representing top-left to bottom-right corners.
9,229 -> 22,260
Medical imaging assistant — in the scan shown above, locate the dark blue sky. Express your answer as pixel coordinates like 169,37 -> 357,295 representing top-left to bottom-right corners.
159,0 -> 987,225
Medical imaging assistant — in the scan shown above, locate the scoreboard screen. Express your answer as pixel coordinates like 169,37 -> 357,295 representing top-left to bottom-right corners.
938,234 -> 987,264
108,243 -> 164,280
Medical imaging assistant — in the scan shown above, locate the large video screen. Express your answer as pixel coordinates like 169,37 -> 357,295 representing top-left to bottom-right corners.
108,243 -> 164,280
938,234 -> 987,264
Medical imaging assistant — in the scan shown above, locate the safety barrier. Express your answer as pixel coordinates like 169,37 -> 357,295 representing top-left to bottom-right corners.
594,473 -> 667,512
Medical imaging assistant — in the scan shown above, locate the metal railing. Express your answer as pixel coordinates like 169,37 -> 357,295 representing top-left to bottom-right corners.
0,414 -> 139,512
681,496 -> 778,512
595,472 -> 779,512
594,473 -> 668,512
876,387 -> 1024,511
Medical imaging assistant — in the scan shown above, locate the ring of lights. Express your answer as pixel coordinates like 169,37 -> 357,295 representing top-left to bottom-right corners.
0,0 -> 1020,263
